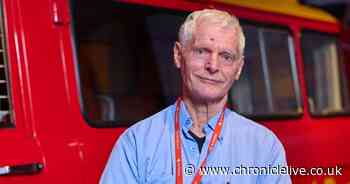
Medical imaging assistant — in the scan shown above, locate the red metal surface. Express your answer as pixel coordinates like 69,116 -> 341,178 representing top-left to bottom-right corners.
0,0 -> 348,183
118,0 -> 341,33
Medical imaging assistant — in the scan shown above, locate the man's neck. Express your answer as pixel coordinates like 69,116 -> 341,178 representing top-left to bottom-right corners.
182,95 -> 227,138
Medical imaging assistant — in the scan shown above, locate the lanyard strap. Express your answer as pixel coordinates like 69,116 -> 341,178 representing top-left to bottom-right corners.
175,98 -> 225,184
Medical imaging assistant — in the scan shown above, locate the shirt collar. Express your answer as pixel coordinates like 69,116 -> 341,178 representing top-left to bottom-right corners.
178,100 -> 225,142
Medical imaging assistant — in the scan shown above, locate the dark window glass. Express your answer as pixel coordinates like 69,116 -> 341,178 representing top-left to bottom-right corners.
71,1 -> 183,126
0,98 -> 9,110
0,66 -> 6,80
301,32 -> 350,116
0,82 -> 6,95
0,52 -> 3,65
230,25 -> 302,118
0,1 -> 13,128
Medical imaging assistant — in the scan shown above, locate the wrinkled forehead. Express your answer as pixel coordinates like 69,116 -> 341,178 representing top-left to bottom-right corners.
192,20 -> 239,49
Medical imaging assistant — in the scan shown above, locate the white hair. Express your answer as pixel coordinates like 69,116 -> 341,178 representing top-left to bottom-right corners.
178,9 -> 245,55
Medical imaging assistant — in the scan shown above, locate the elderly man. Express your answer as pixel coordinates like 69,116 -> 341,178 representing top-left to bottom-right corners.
100,9 -> 291,184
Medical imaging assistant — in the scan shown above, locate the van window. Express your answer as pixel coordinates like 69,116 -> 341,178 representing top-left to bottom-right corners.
0,2 -> 13,128
301,32 -> 350,116
70,1 -> 303,127
230,25 -> 302,118
70,2 -> 183,127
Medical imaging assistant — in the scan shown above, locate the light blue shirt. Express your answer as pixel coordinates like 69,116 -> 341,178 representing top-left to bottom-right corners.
100,101 -> 291,184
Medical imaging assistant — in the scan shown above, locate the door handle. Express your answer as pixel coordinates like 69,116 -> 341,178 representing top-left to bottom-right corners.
0,163 -> 43,176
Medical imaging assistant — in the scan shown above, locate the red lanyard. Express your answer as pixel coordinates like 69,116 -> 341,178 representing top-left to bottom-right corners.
175,98 -> 225,184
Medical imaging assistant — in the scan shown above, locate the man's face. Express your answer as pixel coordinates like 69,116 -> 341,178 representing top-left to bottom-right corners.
174,20 -> 244,103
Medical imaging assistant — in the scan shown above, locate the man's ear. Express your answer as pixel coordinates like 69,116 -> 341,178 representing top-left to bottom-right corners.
173,42 -> 182,69
234,58 -> 244,80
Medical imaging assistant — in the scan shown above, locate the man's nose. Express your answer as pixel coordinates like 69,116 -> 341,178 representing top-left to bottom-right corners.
205,53 -> 220,73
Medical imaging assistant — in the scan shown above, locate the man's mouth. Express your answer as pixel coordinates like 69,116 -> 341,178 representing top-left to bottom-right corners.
197,76 -> 223,84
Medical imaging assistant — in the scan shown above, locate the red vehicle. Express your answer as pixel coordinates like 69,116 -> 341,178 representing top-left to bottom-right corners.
0,0 -> 349,183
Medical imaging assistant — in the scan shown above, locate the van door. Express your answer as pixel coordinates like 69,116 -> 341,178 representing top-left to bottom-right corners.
0,0 -> 44,183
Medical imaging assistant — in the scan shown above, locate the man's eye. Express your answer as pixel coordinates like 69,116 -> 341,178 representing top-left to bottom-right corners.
194,48 -> 205,55
223,55 -> 232,61
221,53 -> 234,62
220,52 -> 240,64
